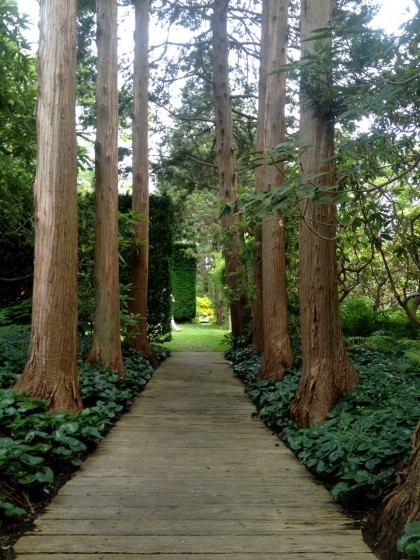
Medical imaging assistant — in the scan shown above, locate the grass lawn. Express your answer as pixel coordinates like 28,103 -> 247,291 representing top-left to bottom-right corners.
161,322 -> 230,352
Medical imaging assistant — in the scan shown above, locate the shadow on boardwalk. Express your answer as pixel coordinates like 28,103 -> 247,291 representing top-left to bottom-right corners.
13,352 -> 376,559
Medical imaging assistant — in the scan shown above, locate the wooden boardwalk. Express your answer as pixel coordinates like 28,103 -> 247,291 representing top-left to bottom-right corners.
14,352 -> 376,559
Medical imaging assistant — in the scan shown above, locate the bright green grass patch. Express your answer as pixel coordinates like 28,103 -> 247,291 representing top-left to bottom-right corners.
162,323 -> 230,352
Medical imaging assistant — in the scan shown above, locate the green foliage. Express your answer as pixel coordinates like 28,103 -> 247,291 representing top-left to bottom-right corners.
0,2 -> 36,307
341,298 -> 419,339
78,190 -> 138,338
118,192 -> 175,343
0,329 -> 161,521
171,243 -> 197,322
341,297 -> 378,337
148,193 -> 175,342
77,190 -> 96,335
398,522 -> 420,559
150,344 -> 171,363
227,343 -> 420,504
0,326 -> 30,387
0,298 -> 32,327
362,333 -> 420,367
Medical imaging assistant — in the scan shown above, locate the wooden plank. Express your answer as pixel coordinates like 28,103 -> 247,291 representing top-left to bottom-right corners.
14,555 -> 376,560
15,556 -> 376,560
33,518 -> 358,535
36,505 -> 346,521
15,534 -> 373,554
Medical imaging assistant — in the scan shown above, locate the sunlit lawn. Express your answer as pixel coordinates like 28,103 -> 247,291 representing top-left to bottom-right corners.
161,322 -> 230,352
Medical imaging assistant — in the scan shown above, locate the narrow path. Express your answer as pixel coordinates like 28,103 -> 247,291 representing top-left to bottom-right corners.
14,352 -> 375,559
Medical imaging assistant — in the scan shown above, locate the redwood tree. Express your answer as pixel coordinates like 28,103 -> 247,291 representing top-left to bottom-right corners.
290,0 -> 358,427
86,0 -> 125,375
128,0 -> 158,366
251,0 -> 268,355
257,0 -> 293,379
211,0 -> 249,339
13,0 -> 82,413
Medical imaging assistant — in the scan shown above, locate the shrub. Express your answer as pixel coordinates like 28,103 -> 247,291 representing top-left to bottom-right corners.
148,193 -> 175,342
0,327 -> 30,387
341,297 -> 377,337
171,243 -> 197,322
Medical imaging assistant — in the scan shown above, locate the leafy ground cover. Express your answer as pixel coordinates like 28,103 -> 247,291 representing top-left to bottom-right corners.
162,322 -> 230,352
226,339 -> 420,549
0,326 -> 169,545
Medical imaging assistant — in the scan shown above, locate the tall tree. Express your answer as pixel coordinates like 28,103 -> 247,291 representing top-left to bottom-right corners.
257,0 -> 293,379
86,0 -> 125,375
128,0 -> 158,366
13,0 -> 82,413
211,0 -> 250,339
290,0 -> 358,427
250,0 -> 268,355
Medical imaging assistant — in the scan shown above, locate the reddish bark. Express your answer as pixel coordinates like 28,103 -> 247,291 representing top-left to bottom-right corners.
257,0 -> 294,380
211,0 -> 250,340
128,0 -> 158,367
290,0 -> 358,426
13,0 -> 82,413
86,0 -> 125,376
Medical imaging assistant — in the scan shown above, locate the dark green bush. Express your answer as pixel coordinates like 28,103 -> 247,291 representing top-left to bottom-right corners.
0,327 -> 30,387
171,243 -> 197,322
341,297 -> 378,337
148,193 -> 175,342
341,297 -> 418,339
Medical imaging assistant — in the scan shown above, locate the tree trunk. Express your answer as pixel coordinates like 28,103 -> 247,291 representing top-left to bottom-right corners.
215,284 -> 224,326
211,0 -> 250,340
251,226 -> 264,353
257,0 -> 293,379
128,0 -> 158,367
370,421 -> 420,560
86,0 -> 125,375
251,0 -> 268,355
290,0 -> 358,427
12,0 -> 82,414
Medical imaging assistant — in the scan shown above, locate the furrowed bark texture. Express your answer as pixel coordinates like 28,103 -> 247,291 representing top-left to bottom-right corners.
128,0 -> 158,367
257,0 -> 293,379
371,420 -> 420,560
86,0 -> 125,375
290,0 -> 358,427
13,0 -> 82,413
251,226 -> 264,353
212,0 -> 250,339
251,0 -> 268,355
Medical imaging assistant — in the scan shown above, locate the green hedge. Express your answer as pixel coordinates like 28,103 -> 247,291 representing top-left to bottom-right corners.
148,193 -> 174,342
171,243 -> 197,323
